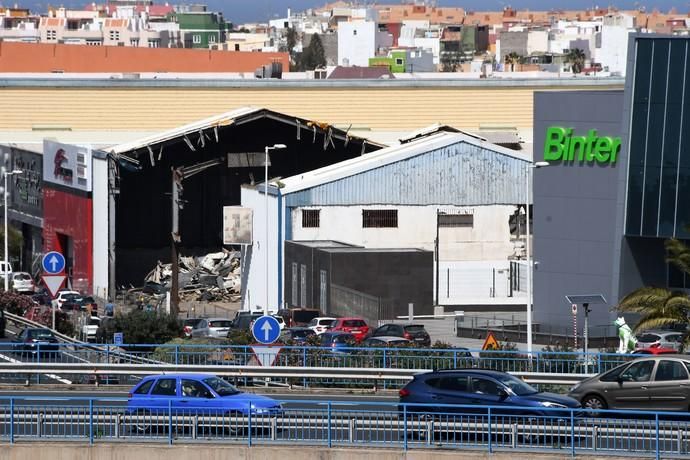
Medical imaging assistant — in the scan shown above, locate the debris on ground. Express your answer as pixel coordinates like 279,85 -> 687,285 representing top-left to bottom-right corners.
139,249 -> 241,303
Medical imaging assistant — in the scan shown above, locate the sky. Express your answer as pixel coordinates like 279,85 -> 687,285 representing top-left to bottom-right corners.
14,0 -> 687,25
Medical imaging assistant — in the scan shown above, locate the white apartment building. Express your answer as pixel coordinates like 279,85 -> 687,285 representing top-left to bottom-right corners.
338,20 -> 376,66
596,14 -> 636,75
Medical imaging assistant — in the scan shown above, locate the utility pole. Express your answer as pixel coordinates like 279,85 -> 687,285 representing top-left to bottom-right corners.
169,158 -> 225,318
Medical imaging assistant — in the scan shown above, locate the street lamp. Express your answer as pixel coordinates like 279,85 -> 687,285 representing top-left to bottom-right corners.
3,169 -> 22,291
264,144 -> 286,316
525,161 -> 548,354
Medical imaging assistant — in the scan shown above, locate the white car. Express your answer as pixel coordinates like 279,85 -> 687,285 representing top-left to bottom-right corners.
11,272 -> 35,293
307,317 -> 337,335
272,315 -> 286,331
51,290 -> 80,309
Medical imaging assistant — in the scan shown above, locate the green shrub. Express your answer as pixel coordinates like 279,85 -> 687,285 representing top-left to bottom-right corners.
0,291 -> 34,315
97,310 -> 182,347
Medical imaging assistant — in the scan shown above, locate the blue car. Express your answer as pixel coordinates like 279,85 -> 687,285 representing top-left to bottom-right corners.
127,373 -> 282,420
320,331 -> 356,354
399,369 -> 580,417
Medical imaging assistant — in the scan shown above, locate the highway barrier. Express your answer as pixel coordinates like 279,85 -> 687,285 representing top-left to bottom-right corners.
0,396 -> 687,459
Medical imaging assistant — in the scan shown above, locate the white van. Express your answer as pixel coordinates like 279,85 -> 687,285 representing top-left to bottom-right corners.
0,262 -> 13,279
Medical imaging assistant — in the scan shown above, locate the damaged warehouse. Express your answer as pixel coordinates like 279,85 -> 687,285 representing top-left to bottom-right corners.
46,107 -> 381,303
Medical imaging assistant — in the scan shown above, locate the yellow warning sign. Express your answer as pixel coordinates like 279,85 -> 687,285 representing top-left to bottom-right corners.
482,331 -> 501,351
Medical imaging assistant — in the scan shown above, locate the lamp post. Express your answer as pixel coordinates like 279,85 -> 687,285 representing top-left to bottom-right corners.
3,169 -> 22,292
525,161 -> 548,354
264,144 -> 286,316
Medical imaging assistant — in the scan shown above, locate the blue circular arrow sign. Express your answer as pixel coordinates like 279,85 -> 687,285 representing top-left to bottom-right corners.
251,315 -> 281,344
42,251 -> 66,274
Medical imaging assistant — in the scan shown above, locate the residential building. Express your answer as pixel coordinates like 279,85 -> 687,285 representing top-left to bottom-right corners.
337,20 -> 376,66
176,11 -> 228,49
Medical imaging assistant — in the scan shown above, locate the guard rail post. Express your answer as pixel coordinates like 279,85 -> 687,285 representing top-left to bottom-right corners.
9,397 -> 14,444
597,352 -> 602,374
175,346 -> 180,365
302,348 -> 308,388
453,350 -> 458,368
327,401 -> 332,448
570,409 -> 575,456
89,399 -> 94,445
247,399 -> 252,447
106,344 -> 110,364
655,413 -> 660,460
487,407 -> 492,454
35,344 -> 40,385
382,350 -> 388,390
168,400 -> 173,445
402,404 -> 408,451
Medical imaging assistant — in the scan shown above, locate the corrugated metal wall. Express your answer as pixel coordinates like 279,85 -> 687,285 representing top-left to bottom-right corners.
285,141 -> 529,206
0,82 -> 621,132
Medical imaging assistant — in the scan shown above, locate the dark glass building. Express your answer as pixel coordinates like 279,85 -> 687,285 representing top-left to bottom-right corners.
533,35 -> 690,335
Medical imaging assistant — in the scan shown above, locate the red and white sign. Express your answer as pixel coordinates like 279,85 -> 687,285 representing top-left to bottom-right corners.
42,275 -> 66,297
250,345 -> 281,367
571,303 -> 578,315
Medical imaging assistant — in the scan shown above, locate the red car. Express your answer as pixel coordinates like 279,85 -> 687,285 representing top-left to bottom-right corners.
330,317 -> 370,342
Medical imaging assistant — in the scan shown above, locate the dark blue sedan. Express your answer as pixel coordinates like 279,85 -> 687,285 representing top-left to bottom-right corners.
127,374 -> 282,419
399,369 -> 580,417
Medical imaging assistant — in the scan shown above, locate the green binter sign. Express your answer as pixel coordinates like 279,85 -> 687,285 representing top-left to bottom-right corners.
544,126 -> 621,164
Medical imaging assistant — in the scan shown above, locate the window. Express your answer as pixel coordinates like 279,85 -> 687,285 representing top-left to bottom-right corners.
181,379 -> 213,398
302,209 -> 320,228
46,30 -> 57,40
86,40 -> 102,46
353,29 -> 357,36
209,34 -> 216,43
438,213 -> 473,227
130,38 -> 139,47
363,209 -> 398,228
134,380 -> 155,395
395,58 -> 404,65
193,34 -> 201,44
471,377 -> 500,395
109,30 -> 120,41
621,360 -> 655,382
655,360 -> 688,381
234,44 -> 240,51
343,319 -> 366,328
151,378 -> 177,396
439,376 -> 470,391
148,39 -> 160,48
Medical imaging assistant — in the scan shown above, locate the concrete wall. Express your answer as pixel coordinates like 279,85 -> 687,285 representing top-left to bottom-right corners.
91,156 -> 109,300
289,205 -> 519,261
337,20 -> 376,67
533,90 -> 624,335
0,443 -> 627,460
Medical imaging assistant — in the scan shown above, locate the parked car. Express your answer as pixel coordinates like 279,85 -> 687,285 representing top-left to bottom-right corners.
371,323 -> 431,346
632,347 -> 678,355
272,315 -> 286,331
276,308 -> 321,327
0,261 -> 13,280
183,318 -> 204,338
14,328 -> 59,355
635,330 -> 686,352
51,290 -> 80,309
569,356 -> 690,412
192,318 -> 233,338
229,313 -> 262,332
399,369 -> 580,417
320,331 -> 356,353
62,295 -> 98,314
330,317 -> 370,342
31,290 -> 52,306
280,327 -> 316,345
126,373 -> 282,430
362,336 -> 411,347
307,317 -> 336,335
11,272 -> 34,293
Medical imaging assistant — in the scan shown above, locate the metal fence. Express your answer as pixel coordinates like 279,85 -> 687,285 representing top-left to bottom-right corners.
0,396 -> 687,459
0,341 -> 640,389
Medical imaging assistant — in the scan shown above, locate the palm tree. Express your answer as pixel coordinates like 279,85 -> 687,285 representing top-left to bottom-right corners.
504,52 -> 522,72
566,48 -> 586,74
618,238 -> 690,334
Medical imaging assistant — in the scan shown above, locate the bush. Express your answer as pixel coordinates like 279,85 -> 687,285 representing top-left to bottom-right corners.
97,310 -> 182,347
0,291 -> 34,315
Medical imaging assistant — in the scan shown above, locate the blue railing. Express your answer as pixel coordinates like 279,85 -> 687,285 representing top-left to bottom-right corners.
0,396 -> 687,458
0,342 -> 635,374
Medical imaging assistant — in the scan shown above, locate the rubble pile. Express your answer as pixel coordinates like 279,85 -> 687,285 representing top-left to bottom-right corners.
143,250 -> 241,302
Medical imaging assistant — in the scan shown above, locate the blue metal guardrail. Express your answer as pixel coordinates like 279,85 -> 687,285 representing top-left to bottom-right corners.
0,342 -> 637,374
0,396 -> 687,459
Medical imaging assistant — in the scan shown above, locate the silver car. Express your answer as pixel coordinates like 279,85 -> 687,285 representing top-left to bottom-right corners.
191,318 -> 233,338
569,356 -> 690,411
636,330 -> 686,352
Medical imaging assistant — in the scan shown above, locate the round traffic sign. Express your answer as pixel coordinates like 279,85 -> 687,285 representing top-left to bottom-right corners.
251,315 -> 281,344
42,251 -> 66,274
571,304 -> 578,314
